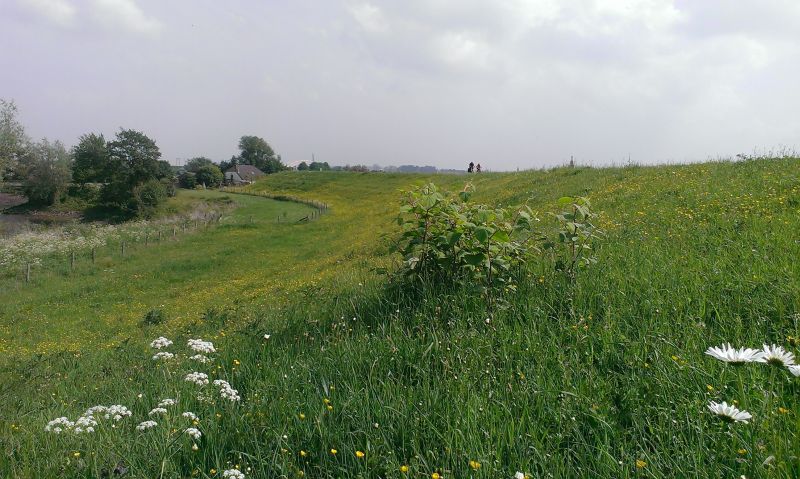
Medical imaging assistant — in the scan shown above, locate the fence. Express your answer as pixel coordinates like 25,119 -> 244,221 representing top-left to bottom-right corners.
219,187 -> 329,223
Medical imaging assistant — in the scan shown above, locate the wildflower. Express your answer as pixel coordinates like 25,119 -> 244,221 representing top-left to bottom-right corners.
400,465 -> 409,473
45,417 -> 74,433
778,407 -> 789,414
298,413 -> 306,420
210,469 -> 217,475
185,372 -> 210,386
150,337 -> 173,349
213,379 -> 240,402
705,344 -> 764,364
188,339 -> 216,354
185,427 -> 202,440
152,352 -> 175,361
192,443 -> 199,451
708,401 -> 752,423
190,354 -> 211,364
330,449 -> 338,455
356,450 -> 365,458
158,398 -> 176,408
636,459 -> 646,469
432,473 -> 441,479
300,450 -> 307,457
469,460 -> 481,470
73,451 -> 80,458
789,365 -> 800,376
105,405 -> 132,421
326,405 -> 333,411
757,344 -> 795,367
233,359 -> 241,366
136,421 -> 158,431
263,334 -> 271,340
149,407 -> 168,416
182,412 -> 199,421
222,469 -> 245,479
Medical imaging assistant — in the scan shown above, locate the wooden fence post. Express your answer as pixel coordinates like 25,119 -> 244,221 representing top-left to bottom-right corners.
92,248 -> 96,264
121,241 -> 126,257
26,263 -> 31,283
70,251 -> 75,270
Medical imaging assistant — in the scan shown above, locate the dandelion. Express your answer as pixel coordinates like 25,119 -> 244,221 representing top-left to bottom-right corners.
149,408 -> 168,416
152,352 -> 175,361
400,465 -> 409,473
158,398 -> 176,408
469,460 -> 481,470
188,339 -> 216,354
185,372 -> 209,386
705,344 -> 764,364
185,427 -> 202,440
182,412 -> 199,421
708,401 -> 752,423
222,470 -> 245,479
150,337 -> 173,349
190,354 -> 211,363
757,344 -> 795,367
136,421 -> 158,431
356,450 -> 365,458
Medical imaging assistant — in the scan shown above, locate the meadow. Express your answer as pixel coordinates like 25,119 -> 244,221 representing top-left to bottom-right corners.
1,157 -> 799,478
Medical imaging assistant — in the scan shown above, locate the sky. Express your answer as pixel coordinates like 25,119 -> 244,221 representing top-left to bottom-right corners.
1,0 -> 799,170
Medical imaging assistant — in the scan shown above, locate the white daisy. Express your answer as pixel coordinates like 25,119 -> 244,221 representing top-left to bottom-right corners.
757,344 -> 795,367
707,401 -> 752,423
788,365 -> 800,377
705,344 -> 763,364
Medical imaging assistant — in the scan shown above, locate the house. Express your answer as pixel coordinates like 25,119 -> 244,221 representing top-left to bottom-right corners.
224,165 -> 265,185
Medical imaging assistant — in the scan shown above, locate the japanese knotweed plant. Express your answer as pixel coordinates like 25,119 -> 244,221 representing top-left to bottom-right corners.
392,183 -> 540,310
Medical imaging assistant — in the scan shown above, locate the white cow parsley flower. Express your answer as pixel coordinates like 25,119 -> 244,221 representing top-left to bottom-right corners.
187,339 -> 216,354
105,405 -> 132,421
757,344 -> 795,367
45,417 -> 74,433
708,401 -> 752,423
182,411 -> 198,421
185,372 -> 209,386
190,354 -> 211,363
150,337 -> 173,349
185,427 -> 202,440
136,420 -> 158,431
213,379 -> 241,402
158,398 -> 176,408
149,407 -> 168,416
222,469 -> 245,479
705,344 -> 764,364
152,352 -> 175,361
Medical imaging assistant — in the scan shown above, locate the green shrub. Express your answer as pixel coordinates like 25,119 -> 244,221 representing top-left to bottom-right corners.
140,308 -> 166,326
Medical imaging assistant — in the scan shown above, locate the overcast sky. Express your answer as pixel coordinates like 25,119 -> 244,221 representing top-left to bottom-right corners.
2,0 -> 798,170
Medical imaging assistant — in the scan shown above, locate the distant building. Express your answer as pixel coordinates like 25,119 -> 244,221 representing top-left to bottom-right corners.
285,160 -> 305,171
224,165 -> 265,185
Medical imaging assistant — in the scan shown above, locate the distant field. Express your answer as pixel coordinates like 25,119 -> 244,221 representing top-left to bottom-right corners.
2,158 -> 799,478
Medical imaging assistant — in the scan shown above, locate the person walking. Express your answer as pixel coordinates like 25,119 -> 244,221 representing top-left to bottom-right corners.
468,161 -> 474,173
476,163 -> 482,173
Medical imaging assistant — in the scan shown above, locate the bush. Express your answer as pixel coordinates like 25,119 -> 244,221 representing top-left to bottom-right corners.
178,171 -> 197,189
140,308 -> 166,326
133,179 -> 167,218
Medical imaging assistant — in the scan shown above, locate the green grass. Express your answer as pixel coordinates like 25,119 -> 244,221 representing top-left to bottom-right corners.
1,158 -> 800,478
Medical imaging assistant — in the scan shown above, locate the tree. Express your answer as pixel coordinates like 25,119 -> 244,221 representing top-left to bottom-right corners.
133,179 -> 167,218
0,99 -> 29,182
20,139 -> 71,205
186,157 -> 214,173
101,129 -> 165,215
194,164 -> 223,187
178,171 -> 197,189
309,161 -> 330,171
237,136 -> 284,173
71,133 -> 108,184
219,156 -> 238,173
297,161 -> 309,171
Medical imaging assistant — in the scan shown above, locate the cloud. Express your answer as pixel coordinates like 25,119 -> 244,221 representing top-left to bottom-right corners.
348,2 -> 388,33
17,0 -> 76,27
89,0 -> 161,34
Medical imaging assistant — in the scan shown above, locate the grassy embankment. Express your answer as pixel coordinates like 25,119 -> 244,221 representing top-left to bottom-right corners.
2,158 -> 800,478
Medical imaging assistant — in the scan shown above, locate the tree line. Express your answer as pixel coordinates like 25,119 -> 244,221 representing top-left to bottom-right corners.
0,99 -> 285,218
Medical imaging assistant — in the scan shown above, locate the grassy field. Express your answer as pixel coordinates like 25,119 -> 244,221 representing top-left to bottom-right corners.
1,158 -> 800,478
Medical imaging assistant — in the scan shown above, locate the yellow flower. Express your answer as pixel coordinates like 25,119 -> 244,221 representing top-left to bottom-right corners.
469,460 -> 481,470
210,469 -> 217,475
298,413 -> 306,420
73,451 -> 81,458
400,465 -> 409,473
351,450 -> 364,458
636,460 -> 646,469
192,444 -> 199,451
330,449 -> 338,455
297,472 -> 304,477
778,407 -> 789,414
706,384 -> 714,392
233,359 -> 240,365
432,473 -> 441,479
323,398 -> 330,404
327,405 -> 333,411
737,448 -> 747,455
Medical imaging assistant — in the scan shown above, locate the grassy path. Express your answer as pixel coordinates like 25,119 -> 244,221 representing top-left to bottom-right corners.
0,190 -> 316,361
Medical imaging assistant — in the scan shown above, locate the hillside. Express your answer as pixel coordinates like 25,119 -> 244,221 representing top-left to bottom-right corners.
2,157 -> 800,478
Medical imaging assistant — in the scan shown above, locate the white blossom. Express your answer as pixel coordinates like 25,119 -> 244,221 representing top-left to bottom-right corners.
136,420 -> 158,431
185,371 -> 209,386
190,354 -> 211,364
789,365 -> 800,377
708,401 -> 752,423
187,339 -> 216,354
757,344 -> 796,367
158,398 -> 176,408
213,379 -> 241,402
185,427 -> 202,440
148,407 -> 168,416
104,405 -> 132,421
182,411 -> 198,421
152,351 -> 175,361
45,417 -> 74,433
705,344 -> 764,364
150,337 -> 173,349
222,470 -> 245,479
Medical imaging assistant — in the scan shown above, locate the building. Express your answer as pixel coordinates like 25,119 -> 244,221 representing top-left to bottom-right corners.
224,165 -> 265,185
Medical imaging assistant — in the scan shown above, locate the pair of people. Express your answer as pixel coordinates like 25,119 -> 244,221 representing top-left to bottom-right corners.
467,162 -> 482,173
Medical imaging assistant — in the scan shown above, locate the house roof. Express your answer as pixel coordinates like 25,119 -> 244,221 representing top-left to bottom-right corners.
225,165 -> 264,180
